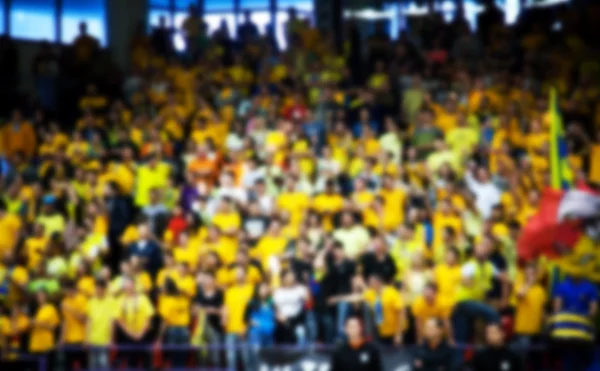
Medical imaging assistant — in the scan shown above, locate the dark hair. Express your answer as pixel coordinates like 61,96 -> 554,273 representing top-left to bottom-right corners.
447,246 -> 460,258
425,282 -> 438,292
332,240 -> 344,250
164,278 -> 179,295
96,279 -> 108,289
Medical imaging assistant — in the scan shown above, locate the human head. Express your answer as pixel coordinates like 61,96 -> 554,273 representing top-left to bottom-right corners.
423,282 -> 438,303
368,274 -> 383,292
344,316 -> 364,343
123,277 -> 136,295
234,266 -> 246,285
445,246 -> 460,265
36,290 -> 48,305
340,211 -> 355,228
485,323 -> 504,347
95,279 -> 107,296
257,281 -> 270,300
424,318 -> 444,343
79,22 -> 88,35
281,270 -> 297,287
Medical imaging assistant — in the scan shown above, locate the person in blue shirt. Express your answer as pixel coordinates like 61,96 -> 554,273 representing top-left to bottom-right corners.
244,282 -> 276,370
553,275 -> 598,316
551,274 -> 599,371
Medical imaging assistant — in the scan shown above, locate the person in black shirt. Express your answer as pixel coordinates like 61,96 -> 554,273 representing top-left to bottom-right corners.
290,237 -> 314,285
360,234 -> 397,284
472,323 -> 522,371
194,272 -> 224,366
414,318 -> 454,371
150,16 -> 173,58
314,239 -> 356,342
238,10 -> 259,45
331,316 -> 383,371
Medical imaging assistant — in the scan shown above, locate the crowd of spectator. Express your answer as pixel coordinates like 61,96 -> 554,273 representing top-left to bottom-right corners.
2,1 -> 600,370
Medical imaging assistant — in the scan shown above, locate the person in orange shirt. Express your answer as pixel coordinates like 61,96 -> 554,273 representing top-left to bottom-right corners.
1,110 -> 36,160
187,141 -> 218,195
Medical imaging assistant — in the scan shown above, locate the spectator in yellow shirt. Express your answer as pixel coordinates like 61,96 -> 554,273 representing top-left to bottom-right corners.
87,280 -> 115,371
411,283 -> 454,344
222,266 -> 254,370
512,263 -> 546,368
29,290 -> 60,357
157,278 -> 191,368
115,277 -> 155,369
363,274 -> 406,345
60,281 -> 89,370
0,305 -> 29,360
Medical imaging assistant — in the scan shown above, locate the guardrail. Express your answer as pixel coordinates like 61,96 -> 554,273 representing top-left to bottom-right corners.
0,343 -> 557,371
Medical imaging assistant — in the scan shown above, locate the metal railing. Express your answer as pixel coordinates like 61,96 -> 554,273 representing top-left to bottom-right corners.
0,343 -> 560,371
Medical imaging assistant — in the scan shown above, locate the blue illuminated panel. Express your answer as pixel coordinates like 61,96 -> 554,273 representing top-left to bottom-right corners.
0,0 -> 4,34
205,0 -> 234,12
10,0 -> 56,41
61,0 -> 106,45
240,0 -> 270,9
277,0 -> 313,12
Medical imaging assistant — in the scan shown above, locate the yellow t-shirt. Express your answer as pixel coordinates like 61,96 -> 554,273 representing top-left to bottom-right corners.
221,265 -> 263,287
277,192 -> 311,227
411,296 -> 452,322
29,303 -> 60,353
224,283 -> 254,334
134,162 -> 170,207
212,212 -> 241,233
116,294 -> 155,334
514,284 -> 547,335
312,193 -> 345,231
62,294 -> 88,344
379,188 -> 406,231
446,127 -> 479,156
77,276 -> 96,298
434,264 -> 462,304
0,313 -> 29,358
25,236 -> 48,270
253,235 -> 288,271
158,295 -> 191,327
0,214 -> 22,255
87,295 -> 117,345
363,286 -> 404,337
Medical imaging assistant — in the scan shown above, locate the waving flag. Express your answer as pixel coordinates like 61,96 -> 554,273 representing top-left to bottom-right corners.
517,89 -> 600,266
549,88 -> 573,190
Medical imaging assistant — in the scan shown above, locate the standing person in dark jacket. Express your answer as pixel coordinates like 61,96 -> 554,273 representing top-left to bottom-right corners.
472,323 -> 522,371
414,318 -> 454,371
330,316 -> 384,371
127,223 -> 163,277
105,181 -> 133,271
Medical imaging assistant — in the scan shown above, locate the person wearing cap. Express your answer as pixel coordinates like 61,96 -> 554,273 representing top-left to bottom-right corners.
86,279 -> 115,370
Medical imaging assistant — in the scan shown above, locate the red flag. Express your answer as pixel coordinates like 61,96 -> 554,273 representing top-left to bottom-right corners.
517,188 -> 583,261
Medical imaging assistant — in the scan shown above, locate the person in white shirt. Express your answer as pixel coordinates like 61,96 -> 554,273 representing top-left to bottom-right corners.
273,270 -> 308,345
464,165 -> 501,219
